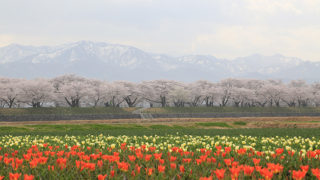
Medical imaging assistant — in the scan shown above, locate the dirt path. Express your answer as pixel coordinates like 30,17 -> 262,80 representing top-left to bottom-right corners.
1,116 -> 320,128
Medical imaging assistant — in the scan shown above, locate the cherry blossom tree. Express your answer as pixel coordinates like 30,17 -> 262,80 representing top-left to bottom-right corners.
86,79 -> 108,107
216,78 -> 236,106
311,82 -> 320,107
288,80 -> 312,107
51,74 -> 90,107
0,77 -> 23,108
0,75 -> 319,109
116,81 -> 141,107
230,87 -> 253,107
104,82 -> 125,107
168,83 -> 190,107
187,81 -> 207,107
258,81 -> 284,107
139,80 -> 178,107
20,79 -> 54,108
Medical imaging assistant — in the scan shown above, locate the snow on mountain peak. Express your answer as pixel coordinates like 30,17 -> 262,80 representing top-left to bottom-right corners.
0,41 -> 319,81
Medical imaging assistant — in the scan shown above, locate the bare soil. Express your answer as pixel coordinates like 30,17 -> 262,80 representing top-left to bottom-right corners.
1,116 -> 320,128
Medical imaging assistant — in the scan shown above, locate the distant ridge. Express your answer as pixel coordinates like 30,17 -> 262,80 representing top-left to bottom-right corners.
0,41 -> 319,82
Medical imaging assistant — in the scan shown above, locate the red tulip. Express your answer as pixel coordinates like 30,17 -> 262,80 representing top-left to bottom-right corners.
311,168 -> 320,179
180,165 -> 185,173
158,165 -> 165,173
275,148 -> 284,155
170,156 -> 177,162
170,163 -> 177,170
154,153 -> 162,160
300,165 -> 309,172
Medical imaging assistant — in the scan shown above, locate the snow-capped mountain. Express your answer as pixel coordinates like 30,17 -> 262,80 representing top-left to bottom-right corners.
0,41 -> 319,82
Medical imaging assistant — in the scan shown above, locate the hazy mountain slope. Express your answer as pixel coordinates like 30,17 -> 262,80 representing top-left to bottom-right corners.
0,41 -> 319,82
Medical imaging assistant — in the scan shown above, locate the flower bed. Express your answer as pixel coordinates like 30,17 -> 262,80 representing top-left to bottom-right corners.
0,134 -> 320,179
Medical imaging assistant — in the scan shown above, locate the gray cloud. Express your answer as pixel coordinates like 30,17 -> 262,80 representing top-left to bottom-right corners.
0,0 -> 320,61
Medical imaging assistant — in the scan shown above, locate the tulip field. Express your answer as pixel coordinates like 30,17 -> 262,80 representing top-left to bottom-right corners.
1,134 -> 320,179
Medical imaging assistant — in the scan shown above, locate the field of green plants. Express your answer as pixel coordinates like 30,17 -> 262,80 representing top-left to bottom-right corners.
1,124 -> 320,138
1,107 -> 320,179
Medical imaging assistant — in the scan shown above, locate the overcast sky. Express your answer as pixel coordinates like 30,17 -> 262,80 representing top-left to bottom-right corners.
1,0 -> 320,61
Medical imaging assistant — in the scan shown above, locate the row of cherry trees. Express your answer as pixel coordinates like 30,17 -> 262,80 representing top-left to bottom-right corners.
0,74 -> 320,108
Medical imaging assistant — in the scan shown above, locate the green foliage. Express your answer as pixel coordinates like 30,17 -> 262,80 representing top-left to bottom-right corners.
149,125 -> 171,129
0,124 -> 320,137
195,122 -> 232,128
233,121 -> 247,125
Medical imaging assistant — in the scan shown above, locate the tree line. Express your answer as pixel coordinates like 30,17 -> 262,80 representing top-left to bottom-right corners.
0,74 -> 319,108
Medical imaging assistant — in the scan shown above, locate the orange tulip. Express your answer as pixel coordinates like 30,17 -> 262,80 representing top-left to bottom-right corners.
292,170 -> 307,180
229,166 -> 241,180
214,169 -> 225,180
29,159 -> 38,169
97,160 -> 103,168
144,154 -> 152,161
9,173 -> 21,180
48,165 -> 55,171
146,168 -> 153,176
311,168 -> 320,179
128,155 -> 136,162
300,165 -> 309,172
97,174 -> 107,180
23,174 -> 34,180
199,176 -> 213,180
243,165 -> 255,176
117,161 -> 129,172
267,163 -> 283,173
237,148 -> 246,155
252,158 -> 260,165
259,168 -> 273,180
153,153 -> 162,160
224,159 -> 232,166
182,158 -> 192,163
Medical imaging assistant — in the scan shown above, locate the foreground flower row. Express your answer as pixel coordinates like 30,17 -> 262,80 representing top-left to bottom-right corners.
0,134 -> 320,179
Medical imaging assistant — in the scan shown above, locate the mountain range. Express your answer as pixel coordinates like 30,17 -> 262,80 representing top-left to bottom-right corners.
0,41 -> 319,82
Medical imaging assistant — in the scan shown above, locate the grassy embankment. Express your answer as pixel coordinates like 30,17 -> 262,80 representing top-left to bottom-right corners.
0,107 -> 136,115
143,106 -> 320,114
1,107 -> 320,116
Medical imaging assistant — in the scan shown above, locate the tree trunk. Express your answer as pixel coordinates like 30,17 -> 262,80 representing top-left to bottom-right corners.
160,96 -> 166,107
